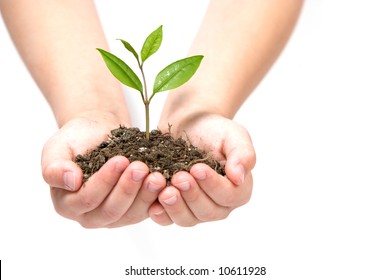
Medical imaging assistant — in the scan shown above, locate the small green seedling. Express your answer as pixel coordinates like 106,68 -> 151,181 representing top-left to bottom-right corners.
97,25 -> 203,139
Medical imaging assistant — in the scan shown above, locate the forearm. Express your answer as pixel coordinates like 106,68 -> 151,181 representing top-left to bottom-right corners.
0,0 -> 129,126
161,0 -> 303,120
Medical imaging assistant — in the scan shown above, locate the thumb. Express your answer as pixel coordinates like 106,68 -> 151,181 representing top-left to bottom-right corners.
223,127 -> 256,186
41,135 -> 83,191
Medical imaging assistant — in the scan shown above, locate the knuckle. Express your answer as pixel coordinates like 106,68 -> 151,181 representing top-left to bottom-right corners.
218,210 -> 231,221
125,213 -> 146,225
237,176 -> 253,206
79,219 -> 98,229
41,162 -> 59,185
220,192 -> 236,206
101,207 -> 122,222
152,215 -> 174,226
41,165 -> 51,184
242,147 -> 256,171
197,211 -> 218,222
240,191 -> 252,206
119,183 -> 138,197
75,214 -> 102,229
50,193 -> 76,219
140,193 -> 156,204
78,192 -> 99,210
176,219 -> 198,227
52,203 -> 71,219
182,190 -> 200,203
197,209 -> 228,222
249,149 -> 257,165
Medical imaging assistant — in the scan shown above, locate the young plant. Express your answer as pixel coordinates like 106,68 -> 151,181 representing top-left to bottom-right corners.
97,25 -> 203,139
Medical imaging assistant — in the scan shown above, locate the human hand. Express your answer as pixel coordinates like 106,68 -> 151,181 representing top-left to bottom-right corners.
149,112 -> 256,226
41,111 -> 166,228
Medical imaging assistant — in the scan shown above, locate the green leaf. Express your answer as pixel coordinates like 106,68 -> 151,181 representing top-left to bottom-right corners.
153,55 -> 204,94
117,39 -> 139,62
141,25 -> 163,63
97,48 -> 143,93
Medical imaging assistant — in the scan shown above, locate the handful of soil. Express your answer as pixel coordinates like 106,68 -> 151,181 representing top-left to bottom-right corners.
75,126 -> 225,183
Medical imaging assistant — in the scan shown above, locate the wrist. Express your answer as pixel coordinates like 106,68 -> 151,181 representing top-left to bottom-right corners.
53,89 -> 130,128
160,89 -> 228,124
56,110 -> 131,133
56,108 -> 130,129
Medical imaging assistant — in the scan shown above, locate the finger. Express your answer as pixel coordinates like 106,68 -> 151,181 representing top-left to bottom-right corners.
158,186 -> 199,227
190,163 -> 253,207
41,135 -> 83,191
83,161 -> 149,227
51,156 -> 129,221
171,171 -> 230,222
109,171 -> 166,227
223,127 -> 256,186
148,201 -> 173,226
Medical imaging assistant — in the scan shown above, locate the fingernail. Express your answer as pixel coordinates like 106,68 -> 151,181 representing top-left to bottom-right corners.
153,209 -> 166,216
147,182 -> 163,192
132,170 -> 148,182
63,171 -> 75,191
176,181 -> 190,191
163,195 -> 177,206
235,164 -> 245,185
193,170 -> 207,181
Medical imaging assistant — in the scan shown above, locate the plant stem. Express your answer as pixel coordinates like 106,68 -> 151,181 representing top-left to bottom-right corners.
145,101 -> 150,140
139,63 -> 150,140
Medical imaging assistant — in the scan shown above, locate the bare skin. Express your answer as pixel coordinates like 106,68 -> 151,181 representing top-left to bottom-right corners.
152,0 -> 304,226
0,0 -> 303,227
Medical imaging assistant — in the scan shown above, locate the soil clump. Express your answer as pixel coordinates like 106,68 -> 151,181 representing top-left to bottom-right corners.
75,126 -> 225,183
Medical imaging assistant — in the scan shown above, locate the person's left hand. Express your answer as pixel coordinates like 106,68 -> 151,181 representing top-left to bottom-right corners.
149,112 -> 256,226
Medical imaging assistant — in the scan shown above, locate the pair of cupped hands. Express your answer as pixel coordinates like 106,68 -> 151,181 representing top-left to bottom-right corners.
42,110 -> 256,228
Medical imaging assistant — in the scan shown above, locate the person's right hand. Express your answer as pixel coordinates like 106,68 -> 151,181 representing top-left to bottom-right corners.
41,111 -> 166,228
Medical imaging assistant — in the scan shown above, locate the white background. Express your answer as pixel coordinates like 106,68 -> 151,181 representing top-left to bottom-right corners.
1,1 -> 389,279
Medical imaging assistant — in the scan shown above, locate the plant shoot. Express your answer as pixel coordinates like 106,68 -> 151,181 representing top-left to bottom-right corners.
97,25 -> 203,139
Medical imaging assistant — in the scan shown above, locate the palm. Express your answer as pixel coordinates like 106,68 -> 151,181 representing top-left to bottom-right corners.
60,118 -> 116,156
166,114 -> 246,163
41,111 -> 128,190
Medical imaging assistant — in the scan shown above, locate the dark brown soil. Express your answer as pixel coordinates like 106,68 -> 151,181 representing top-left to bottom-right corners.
75,126 -> 225,183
